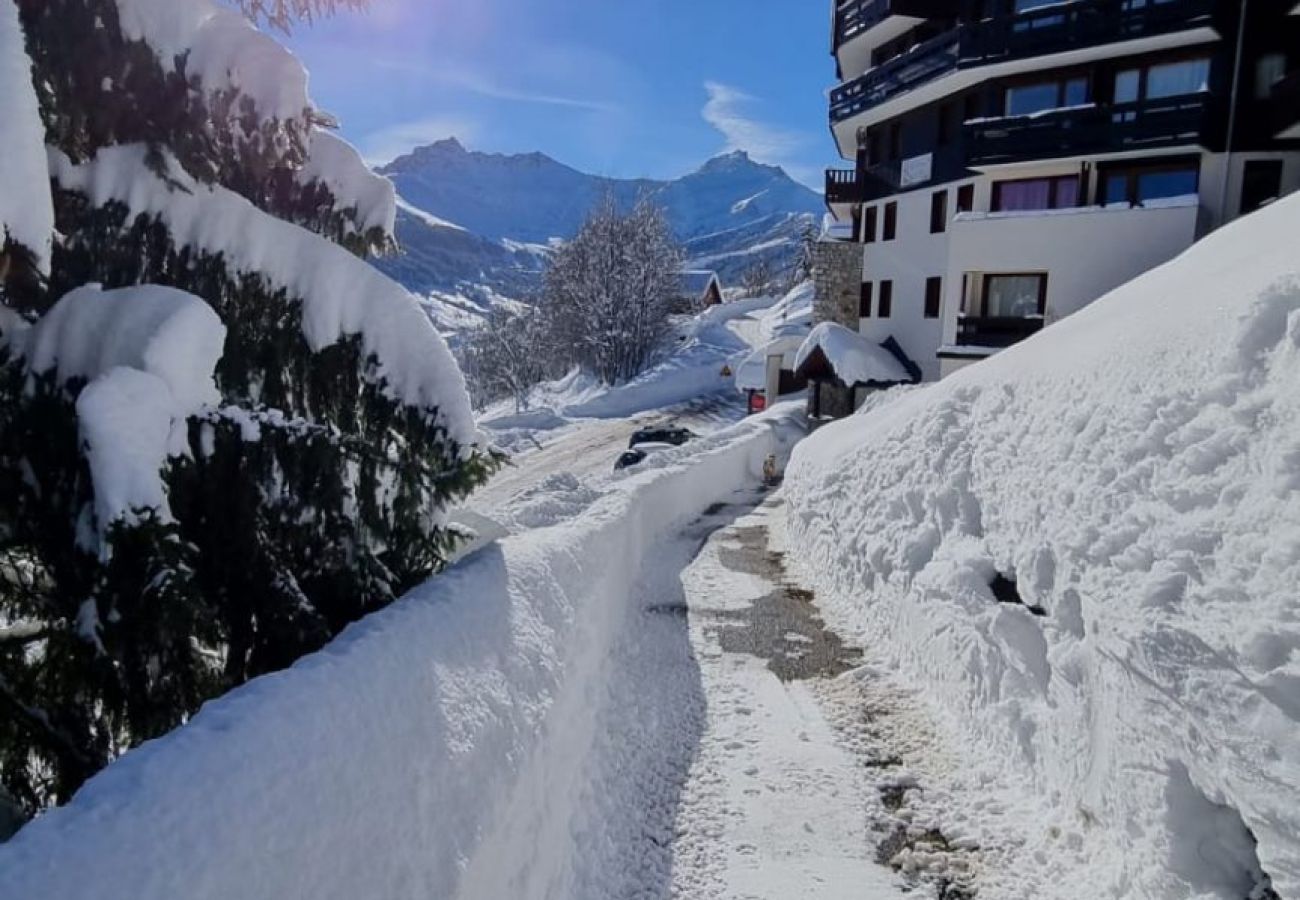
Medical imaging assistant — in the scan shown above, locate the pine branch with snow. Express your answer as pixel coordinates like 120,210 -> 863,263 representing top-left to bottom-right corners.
0,0 -> 492,819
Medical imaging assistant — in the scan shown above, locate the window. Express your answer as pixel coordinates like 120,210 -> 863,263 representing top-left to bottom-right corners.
868,129 -> 883,165
1115,58 -> 1210,104
983,274 -> 1046,318
956,183 -> 975,213
937,102 -> 957,146
1147,59 -> 1210,99
888,122 -> 902,161
925,277 -> 943,319
963,93 -> 982,123
1005,77 -> 1088,116
992,175 -> 1080,212
883,201 -> 898,240
1257,54 -> 1287,99
878,280 -> 893,319
1240,160 -> 1284,216
1102,161 -> 1199,206
930,190 -> 948,234
863,206 -> 878,243
859,281 -> 874,318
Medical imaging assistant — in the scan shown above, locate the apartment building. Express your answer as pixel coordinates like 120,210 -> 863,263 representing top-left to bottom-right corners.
823,0 -> 1300,379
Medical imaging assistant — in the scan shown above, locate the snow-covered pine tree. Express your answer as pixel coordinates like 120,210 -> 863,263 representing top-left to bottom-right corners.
538,195 -> 682,385
0,0 -> 492,819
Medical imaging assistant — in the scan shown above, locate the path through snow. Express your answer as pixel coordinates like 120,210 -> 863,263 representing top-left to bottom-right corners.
667,497 -> 911,899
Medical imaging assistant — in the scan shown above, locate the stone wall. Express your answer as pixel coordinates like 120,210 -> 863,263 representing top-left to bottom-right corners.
812,239 -> 861,329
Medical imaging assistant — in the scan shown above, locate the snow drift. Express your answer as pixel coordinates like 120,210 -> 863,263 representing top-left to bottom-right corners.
0,407 -> 805,900
785,194 -> 1300,898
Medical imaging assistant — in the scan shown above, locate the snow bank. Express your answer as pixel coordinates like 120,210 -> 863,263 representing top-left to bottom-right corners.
23,284 -> 225,533
50,145 -> 473,444
115,0 -> 310,125
560,296 -> 773,419
0,407 -> 805,900
0,0 -> 53,271
795,321 -> 913,385
785,194 -> 1300,897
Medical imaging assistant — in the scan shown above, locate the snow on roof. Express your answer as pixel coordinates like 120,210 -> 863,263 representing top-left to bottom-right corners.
23,285 -> 225,539
786,191 -> 1300,896
678,270 -> 721,296
0,0 -> 54,271
298,130 -> 397,237
114,0 -> 311,125
49,145 -> 474,445
794,322 -> 912,387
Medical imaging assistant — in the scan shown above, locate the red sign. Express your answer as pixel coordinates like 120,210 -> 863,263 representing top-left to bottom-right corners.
748,392 -> 767,414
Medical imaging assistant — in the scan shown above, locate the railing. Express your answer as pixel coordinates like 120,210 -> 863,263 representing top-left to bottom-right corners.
831,0 -> 1217,124
956,316 -> 1044,348
825,168 -> 865,204
831,27 -> 960,122
835,0 -> 892,49
961,0 -> 1215,65
965,95 -> 1212,166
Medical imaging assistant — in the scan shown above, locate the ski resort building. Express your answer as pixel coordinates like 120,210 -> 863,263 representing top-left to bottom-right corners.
822,0 -> 1300,380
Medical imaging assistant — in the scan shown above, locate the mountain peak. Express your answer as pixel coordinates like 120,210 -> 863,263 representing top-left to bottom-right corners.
696,149 -> 789,180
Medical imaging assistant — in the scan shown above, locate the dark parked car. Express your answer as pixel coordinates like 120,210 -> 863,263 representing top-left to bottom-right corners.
614,449 -> 648,471
628,426 -> 695,450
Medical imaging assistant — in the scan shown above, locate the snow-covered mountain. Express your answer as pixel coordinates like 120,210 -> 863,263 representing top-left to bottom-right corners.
372,139 -> 823,325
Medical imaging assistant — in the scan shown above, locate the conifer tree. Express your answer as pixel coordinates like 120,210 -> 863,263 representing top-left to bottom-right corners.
0,0 -> 492,819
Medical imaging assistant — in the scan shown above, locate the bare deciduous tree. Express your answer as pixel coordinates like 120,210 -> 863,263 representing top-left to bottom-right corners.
461,306 -> 548,413
539,195 -> 683,385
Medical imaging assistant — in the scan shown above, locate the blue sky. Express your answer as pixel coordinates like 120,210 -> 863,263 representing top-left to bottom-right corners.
285,0 -> 839,188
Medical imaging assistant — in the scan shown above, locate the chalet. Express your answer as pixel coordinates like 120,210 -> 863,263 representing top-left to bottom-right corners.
675,270 -> 724,311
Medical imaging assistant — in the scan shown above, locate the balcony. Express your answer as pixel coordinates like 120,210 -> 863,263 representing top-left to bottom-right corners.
955,316 -> 1044,348
832,27 -> 961,122
833,0 -> 955,51
830,0 -> 1217,124
965,95 -> 1214,167
826,168 -> 866,204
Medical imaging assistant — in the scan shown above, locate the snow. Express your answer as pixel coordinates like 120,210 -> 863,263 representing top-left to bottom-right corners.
669,500 -> 910,899
0,0 -> 54,272
396,195 -> 465,232
21,284 -> 225,535
49,145 -> 474,444
795,321 -> 914,386
299,129 -> 397,236
114,0 -> 310,125
734,335 -> 805,392
0,406 -> 805,900
784,192 -> 1300,897
544,295 -> 777,420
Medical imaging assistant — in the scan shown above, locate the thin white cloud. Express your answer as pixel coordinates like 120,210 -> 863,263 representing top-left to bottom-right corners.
372,58 -> 620,114
358,116 -> 480,167
701,81 -> 818,186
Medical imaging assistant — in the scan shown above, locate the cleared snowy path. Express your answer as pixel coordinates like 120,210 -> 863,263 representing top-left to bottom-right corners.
668,497 -> 909,899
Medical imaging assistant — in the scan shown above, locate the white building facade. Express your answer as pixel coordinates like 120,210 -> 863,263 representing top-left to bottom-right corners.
824,0 -> 1300,380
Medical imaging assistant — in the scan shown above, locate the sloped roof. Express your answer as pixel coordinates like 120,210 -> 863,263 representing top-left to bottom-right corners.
677,270 -> 722,297
794,322 -> 914,387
